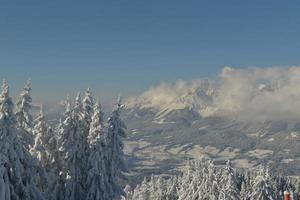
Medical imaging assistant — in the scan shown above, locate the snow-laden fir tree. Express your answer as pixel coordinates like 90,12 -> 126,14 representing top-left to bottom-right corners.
15,80 -> 34,149
54,121 -> 67,200
223,160 -> 238,185
29,106 -> 59,200
105,98 -> 127,199
164,176 -> 179,199
87,101 -> 104,146
83,88 -> 94,126
206,161 -> 220,200
30,106 -> 57,168
85,102 -> 110,200
224,171 -> 240,200
149,176 -> 163,200
0,80 -> 47,200
0,153 -> 11,200
58,93 -> 89,200
176,161 -> 194,200
240,181 -> 248,200
131,178 -> 150,200
74,93 -> 90,169
209,181 -> 219,200
74,93 -> 90,195
82,88 -> 95,159
177,160 -> 210,200
123,185 -> 133,199
248,167 -> 276,200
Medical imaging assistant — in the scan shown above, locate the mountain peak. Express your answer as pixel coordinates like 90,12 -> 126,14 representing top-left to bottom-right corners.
125,79 -> 215,120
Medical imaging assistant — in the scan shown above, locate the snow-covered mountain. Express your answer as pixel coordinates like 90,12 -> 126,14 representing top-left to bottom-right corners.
127,67 -> 300,122
125,79 -> 215,122
123,70 -> 300,185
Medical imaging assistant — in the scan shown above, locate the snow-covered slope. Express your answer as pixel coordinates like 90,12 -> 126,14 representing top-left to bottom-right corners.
123,68 -> 300,184
126,79 -> 215,122
127,67 -> 300,122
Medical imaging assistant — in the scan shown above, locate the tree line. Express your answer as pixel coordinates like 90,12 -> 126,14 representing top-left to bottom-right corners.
126,159 -> 300,200
0,80 -> 126,200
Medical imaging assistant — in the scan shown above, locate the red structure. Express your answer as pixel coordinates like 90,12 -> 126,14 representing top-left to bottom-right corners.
284,191 -> 290,200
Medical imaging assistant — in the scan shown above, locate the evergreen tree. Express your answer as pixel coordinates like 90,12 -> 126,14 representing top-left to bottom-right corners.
224,160 -> 236,183
58,93 -> 88,200
240,181 -> 248,200
132,178 -> 150,200
249,167 -> 276,200
30,106 -> 55,168
83,88 -> 94,126
207,161 -> 219,199
0,80 -> 46,200
82,88 -> 95,165
0,153 -> 10,200
105,98 -> 127,199
124,185 -> 133,199
30,106 -> 59,200
224,172 -> 240,200
15,80 -> 34,149
209,181 -> 219,200
85,102 -> 109,200
165,176 -> 179,199
87,101 -> 104,146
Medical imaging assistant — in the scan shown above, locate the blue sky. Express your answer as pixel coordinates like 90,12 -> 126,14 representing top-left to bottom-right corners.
1,0 -> 300,103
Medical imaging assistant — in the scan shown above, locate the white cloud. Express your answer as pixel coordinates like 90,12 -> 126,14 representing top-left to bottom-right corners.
214,66 -> 300,121
127,66 -> 300,121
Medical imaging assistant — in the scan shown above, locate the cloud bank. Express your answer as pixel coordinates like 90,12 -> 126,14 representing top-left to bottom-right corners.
127,66 -> 300,121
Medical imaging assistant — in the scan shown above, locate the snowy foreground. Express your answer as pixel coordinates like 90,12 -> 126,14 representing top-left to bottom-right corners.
0,80 -> 299,200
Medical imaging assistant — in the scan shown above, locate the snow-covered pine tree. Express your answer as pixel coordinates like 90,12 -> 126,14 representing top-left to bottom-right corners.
124,185 -> 133,199
74,93 -> 90,196
176,160 -> 195,200
105,98 -> 127,199
217,160 -> 240,200
165,176 -> 179,199
85,101 -> 109,200
58,93 -> 88,200
249,166 -> 276,200
0,80 -> 47,200
240,181 -> 248,200
0,153 -> 10,200
224,171 -> 240,200
15,80 -> 34,149
195,160 -> 219,200
29,106 -> 60,200
149,175 -> 165,200
30,106 -> 56,168
54,102 -> 71,200
209,181 -> 219,200
83,88 -> 94,126
202,161 -> 220,199
224,160 -> 236,182
87,101 -> 104,146
82,88 -> 95,158
177,161 -> 204,200
132,178 -> 150,200
74,93 -> 89,166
